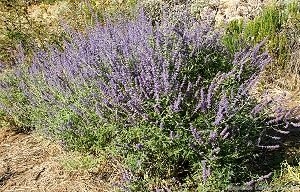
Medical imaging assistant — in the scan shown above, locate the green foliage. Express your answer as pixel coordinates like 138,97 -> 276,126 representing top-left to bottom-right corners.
109,96 -> 270,190
111,123 -> 224,191
223,0 -> 300,71
0,70 -> 32,130
62,152 -> 103,171
0,1 -> 298,191
185,48 -> 232,84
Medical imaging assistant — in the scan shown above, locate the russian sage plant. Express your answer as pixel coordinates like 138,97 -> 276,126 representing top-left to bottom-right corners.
0,4 -> 299,191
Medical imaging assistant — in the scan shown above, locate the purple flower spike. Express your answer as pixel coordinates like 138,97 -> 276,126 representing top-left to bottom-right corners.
220,126 -> 229,137
209,130 -> 217,142
213,93 -> 228,126
190,124 -> 203,144
136,143 -> 143,150
201,160 -> 210,183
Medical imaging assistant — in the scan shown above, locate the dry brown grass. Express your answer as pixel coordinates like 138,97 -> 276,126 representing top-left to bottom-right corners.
0,127 -> 122,192
273,46 -> 300,92
260,44 -> 300,113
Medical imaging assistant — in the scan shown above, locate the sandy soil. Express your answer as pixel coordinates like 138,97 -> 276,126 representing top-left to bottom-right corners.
0,128 -> 114,192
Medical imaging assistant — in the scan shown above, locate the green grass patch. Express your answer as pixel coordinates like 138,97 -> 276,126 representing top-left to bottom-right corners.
223,0 -> 300,73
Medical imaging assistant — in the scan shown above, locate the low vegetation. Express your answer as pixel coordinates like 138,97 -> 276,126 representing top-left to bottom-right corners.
0,0 -> 299,191
223,0 -> 300,81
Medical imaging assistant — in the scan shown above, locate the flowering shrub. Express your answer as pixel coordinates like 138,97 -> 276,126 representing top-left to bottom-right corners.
0,4 -> 299,191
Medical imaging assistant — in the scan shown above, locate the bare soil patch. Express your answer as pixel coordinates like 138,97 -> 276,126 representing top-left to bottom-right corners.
0,128 -> 112,192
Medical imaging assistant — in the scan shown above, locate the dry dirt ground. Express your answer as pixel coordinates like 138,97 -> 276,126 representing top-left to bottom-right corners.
0,127 -> 116,192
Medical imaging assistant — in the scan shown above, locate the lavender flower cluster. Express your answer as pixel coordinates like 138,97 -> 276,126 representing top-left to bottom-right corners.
10,7 -> 227,125
0,4 -> 299,189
